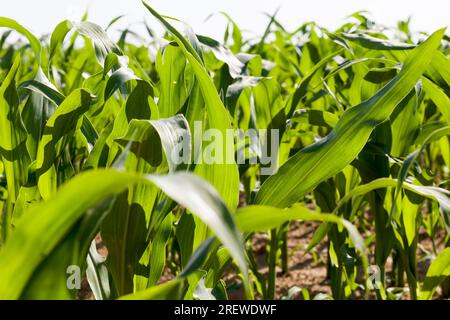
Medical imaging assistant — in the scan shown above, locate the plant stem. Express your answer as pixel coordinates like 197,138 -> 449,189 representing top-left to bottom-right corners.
267,228 -> 278,300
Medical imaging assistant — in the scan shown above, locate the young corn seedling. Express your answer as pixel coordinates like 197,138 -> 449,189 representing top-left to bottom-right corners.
0,3 -> 448,300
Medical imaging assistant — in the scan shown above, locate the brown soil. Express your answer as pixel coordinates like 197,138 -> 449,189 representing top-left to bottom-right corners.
226,221 -> 447,300
79,222 -> 447,300
274,221 -> 331,299
225,221 -> 330,300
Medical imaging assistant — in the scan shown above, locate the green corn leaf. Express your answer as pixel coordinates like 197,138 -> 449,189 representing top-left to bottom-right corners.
255,29 -> 445,208
287,49 -> 343,117
178,237 -> 216,278
291,109 -> 339,128
19,69 -> 65,105
147,212 -> 173,287
156,43 -> 192,117
0,170 -> 140,299
335,177 -> 450,236
425,51 -> 450,90
147,172 -> 250,297
0,5 -> 449,302
142,1 -> 239,210
141,2 -> 202,64
236,204 -> 365,253
73,21 -> 122,65
390,87 -> 420,157
19,76 -> 98,149
0,170 -> 249,299
342,32 -> 416,50
48,19 -> 122,65
0,17 -> 41,60
104,67 -> 139,102
419,248 -> 450,300
19,196 -> 114,299
115,115 -> 191,173
392,126 -> 450,219
102,115 -> 187,295
118,278 -> 184,300
49,20 -> 74,60
422,77 -> 450,124
0,57 -> 30,223
36,89 -> 93,199
337,178 -> 449,212
197,35 -> 245,77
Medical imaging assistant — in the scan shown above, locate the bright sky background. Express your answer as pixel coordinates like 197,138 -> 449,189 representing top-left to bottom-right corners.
1,0 -> 449,40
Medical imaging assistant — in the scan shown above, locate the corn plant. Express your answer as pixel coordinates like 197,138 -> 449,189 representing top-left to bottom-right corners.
0,2 -> 449,300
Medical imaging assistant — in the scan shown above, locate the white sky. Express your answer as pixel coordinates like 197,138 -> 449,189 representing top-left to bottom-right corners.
1,0 -> 449,40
